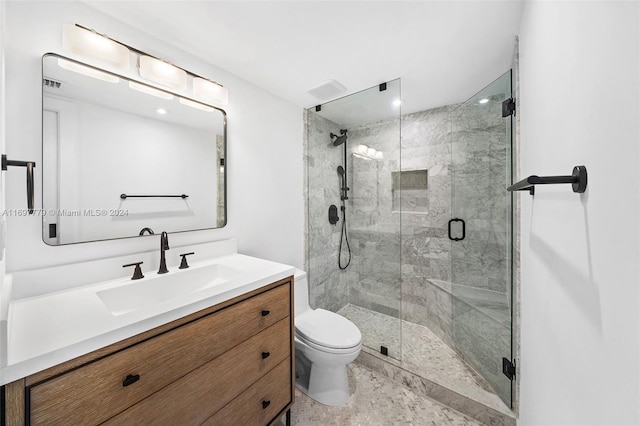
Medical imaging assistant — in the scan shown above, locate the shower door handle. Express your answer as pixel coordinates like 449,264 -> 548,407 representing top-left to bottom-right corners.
448,218 -> 465,241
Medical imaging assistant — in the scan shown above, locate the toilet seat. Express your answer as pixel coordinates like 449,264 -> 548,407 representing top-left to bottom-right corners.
295,309 -> 361,350
295,333 -> 361,355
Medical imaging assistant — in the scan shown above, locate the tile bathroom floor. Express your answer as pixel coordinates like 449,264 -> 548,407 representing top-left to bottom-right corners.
279,363 -> 482,425
338,304 -> 504,405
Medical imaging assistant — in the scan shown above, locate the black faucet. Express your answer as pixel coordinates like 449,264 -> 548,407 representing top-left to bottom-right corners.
158,232 -> 170,274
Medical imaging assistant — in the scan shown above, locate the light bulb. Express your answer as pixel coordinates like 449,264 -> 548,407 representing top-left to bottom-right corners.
62,24 -> 129,70
139,56 -> 187,90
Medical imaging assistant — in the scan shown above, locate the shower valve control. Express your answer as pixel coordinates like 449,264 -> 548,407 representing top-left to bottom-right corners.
328,205 -> 339,225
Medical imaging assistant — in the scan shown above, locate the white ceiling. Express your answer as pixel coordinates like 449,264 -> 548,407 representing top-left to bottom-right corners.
87,1 -> 524,114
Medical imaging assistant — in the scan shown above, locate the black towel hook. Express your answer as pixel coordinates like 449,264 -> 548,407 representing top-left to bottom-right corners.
2,154 -> 36,214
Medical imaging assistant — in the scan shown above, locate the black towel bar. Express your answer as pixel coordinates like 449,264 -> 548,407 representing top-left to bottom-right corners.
507,165 -> 587,195
120,194 -> 188,199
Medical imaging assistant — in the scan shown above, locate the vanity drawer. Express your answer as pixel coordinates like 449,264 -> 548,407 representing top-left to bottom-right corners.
202,359 -> 292,426
28,283 -> 290,426
103,318 -> 291,425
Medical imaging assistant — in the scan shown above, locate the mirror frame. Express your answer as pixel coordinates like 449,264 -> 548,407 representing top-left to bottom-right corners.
41,53 -> 228,245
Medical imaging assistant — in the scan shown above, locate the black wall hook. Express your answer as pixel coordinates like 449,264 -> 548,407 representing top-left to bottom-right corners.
2,154 -> 36,214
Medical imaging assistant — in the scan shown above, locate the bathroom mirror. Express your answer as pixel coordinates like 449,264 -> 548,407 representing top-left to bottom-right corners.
41,53 -> 226,245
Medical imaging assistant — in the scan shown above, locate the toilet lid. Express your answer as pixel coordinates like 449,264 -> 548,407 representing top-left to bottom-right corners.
295,309 -> 362,349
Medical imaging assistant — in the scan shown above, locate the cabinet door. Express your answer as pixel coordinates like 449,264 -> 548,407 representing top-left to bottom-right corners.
202,360 -> 291,426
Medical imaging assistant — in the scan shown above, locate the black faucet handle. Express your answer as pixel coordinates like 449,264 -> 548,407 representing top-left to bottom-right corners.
123,262 -> 144,280
179,252 -> 195,269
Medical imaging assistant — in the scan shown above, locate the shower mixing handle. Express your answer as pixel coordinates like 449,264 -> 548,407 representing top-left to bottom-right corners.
328,205 -> 340,225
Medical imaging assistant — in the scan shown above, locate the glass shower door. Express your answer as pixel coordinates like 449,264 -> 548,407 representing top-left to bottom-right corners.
449,71 -> 513,406
306,80 -> 403,360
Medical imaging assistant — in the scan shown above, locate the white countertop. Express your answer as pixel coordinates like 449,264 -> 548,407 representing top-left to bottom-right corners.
1,249 -> 295,385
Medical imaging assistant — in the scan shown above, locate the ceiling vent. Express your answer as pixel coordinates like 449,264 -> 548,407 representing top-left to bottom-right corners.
307,79 -> 347,101
43,78 -> 62,89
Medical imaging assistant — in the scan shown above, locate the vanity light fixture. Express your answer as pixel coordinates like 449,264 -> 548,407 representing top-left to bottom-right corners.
478,98 -> 489,104
357,144 -> 369,154
367,147 -> 377,157
62,24 -> 129,71
57,58 -> 119,83
61,24 -> 228,106
129,81 -> 174,100
375,151 -> 384,160
179,98 -> 215,112
139,56 -> 187,91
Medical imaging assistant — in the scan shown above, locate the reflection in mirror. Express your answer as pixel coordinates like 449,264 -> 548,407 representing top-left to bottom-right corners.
42,54 -> 226,245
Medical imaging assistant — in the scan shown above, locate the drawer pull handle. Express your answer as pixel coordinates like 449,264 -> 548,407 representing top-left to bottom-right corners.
261,310 -> 270,317
262,400 -> 271,409
122,374 -> 140,387
261,351 -> 270,359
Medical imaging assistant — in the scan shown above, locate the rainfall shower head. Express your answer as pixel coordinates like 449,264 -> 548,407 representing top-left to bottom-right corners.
330,129 -> 348,146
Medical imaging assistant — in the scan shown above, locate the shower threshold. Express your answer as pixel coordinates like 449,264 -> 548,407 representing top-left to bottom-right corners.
338,304 -> 514,425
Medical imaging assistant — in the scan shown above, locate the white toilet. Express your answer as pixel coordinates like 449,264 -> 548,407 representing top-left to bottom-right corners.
293,269 -> 362,406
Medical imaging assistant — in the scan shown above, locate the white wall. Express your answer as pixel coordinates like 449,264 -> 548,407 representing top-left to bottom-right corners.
4,2 -> 304,271
518,2 -> 639,425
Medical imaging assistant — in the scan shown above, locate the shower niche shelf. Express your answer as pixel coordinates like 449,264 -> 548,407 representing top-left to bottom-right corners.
391,169 -> 428,214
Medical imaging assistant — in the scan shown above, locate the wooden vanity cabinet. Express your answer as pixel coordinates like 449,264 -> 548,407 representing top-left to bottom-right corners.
2,276 -> 294,426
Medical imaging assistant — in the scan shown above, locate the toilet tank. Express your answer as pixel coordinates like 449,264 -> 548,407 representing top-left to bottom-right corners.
294,269 -> 310,316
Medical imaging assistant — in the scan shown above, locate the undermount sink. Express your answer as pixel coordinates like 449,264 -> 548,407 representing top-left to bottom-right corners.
97,263 -> 241,316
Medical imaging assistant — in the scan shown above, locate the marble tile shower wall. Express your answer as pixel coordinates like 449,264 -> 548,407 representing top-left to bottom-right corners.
306,113 -> 355,312
348,119 -> 402,319
306,98 -> 508,360
400,106 -> 457,344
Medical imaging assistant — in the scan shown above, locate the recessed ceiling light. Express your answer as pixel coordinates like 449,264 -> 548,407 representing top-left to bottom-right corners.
156,108 -> 168,115
478,98 -> 489,104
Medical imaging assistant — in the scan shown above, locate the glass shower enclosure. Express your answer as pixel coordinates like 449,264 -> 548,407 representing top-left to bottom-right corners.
305,71 -> 514,409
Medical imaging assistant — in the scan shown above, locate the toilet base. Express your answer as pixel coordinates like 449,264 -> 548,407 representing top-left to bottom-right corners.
295,348 -> 353,406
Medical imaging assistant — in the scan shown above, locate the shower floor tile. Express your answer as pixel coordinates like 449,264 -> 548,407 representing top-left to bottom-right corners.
338,304 -> 509,414
279,363 -> 482,426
